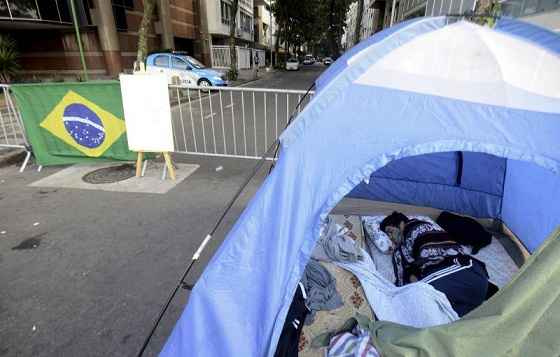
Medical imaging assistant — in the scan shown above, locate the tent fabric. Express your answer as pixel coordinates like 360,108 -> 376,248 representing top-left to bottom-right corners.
348,152 -> 505,218
161,18 -> 560,357
502,160 -> 560,252
314,17 -> 444,93
370,228 -> 560,356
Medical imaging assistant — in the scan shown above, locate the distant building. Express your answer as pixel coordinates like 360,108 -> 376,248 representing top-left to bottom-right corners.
0,0 -> 199,80
342,0 -> 386,50
384,0 -> 560,31
202,0 -> 254,46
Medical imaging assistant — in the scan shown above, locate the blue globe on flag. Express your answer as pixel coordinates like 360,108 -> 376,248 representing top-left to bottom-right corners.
62,103 -> 106,148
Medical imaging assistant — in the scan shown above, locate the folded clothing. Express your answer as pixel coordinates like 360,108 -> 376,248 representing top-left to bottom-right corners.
313,216 -> 364,263
302,259 -> 344,325
326,326 -> 380,357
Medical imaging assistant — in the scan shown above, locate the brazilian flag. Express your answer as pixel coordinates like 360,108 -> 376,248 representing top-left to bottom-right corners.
11,81 -> 136,166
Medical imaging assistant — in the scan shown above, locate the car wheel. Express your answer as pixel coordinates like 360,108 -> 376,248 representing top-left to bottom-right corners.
198,78 -> 212,92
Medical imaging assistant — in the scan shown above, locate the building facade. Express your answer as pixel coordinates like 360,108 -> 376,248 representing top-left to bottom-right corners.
342,0 -> 386,49
383,0 -> 560,31
205,0 -> 254,46
0,0 -> 199,80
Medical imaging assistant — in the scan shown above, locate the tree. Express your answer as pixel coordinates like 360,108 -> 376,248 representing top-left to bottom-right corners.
136,0 -> 157,68
353,0 -> 364,45
271,0 -> 351,60
228,0 -> 240,80
0,35 -> 19,83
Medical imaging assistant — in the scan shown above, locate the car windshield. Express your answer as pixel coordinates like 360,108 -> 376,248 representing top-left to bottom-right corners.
288,58 -> 298,62
183,56 -> 206,69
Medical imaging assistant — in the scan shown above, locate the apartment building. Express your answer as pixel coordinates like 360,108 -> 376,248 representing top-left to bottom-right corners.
253,0 -> 274,49
0,0 -> 198,79
204,0 -> 254,46
383,0 -> 559,31
342,0 -> 385,49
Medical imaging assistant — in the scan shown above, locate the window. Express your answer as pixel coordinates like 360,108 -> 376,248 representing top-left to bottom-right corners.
172,57 -> 189,70
221,0 -> 232,25
38,1 -> 60,21
0,1 -> 11,18
8,0 -> 40,19
154,55 -> 170,67
240,10 -> 252,33
112,0 -> 131,31
112,0 -> 134,9
57,0 -> 72,23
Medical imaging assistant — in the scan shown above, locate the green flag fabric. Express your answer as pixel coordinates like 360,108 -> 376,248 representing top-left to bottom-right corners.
11,81 -> 136,166
371,228 -> 560,357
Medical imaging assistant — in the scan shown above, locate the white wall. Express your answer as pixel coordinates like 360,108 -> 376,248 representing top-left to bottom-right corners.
207,0 -> 254,42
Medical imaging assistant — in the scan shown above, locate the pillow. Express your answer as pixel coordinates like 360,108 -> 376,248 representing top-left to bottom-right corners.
362,216 -> 393,254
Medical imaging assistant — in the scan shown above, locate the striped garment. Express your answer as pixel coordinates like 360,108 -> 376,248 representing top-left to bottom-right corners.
327,327 -> 380,357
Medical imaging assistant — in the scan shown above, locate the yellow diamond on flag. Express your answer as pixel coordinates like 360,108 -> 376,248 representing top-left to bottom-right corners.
40,90 -> 126,157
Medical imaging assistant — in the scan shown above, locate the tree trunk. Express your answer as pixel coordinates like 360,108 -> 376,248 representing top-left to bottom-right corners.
229,0 -> 240,80
136,0 -> 157,68
327,0 -> 335,56
274,29 -> 280,67
354,0 -> 364,45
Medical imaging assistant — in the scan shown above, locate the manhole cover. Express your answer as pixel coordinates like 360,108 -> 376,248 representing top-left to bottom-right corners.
82,164 -> 135,184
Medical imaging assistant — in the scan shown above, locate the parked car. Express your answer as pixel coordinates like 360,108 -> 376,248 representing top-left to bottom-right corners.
323,57 -> 333,65
303,55 -> 315,65
285,57 -> 300,71
145,52 -> 228,87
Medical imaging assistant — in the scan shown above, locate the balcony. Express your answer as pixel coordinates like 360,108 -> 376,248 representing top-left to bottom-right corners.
500,0 -> 560,18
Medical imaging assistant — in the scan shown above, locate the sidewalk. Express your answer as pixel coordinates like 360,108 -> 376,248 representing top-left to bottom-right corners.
220,67 -> 277,87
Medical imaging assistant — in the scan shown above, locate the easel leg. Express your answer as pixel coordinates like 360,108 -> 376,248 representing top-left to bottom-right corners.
141,159 -> 148,177
163,152 -> 176,180
136,151 -> 144,177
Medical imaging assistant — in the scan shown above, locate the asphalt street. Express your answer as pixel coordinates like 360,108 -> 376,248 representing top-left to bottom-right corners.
0,64 -> 325,357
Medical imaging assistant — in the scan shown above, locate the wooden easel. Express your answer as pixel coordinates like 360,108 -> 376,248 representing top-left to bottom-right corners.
131,61 -> 176,181
135,151 -> 176,180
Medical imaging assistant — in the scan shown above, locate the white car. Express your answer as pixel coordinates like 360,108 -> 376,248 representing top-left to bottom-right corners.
286,58 -> 300,71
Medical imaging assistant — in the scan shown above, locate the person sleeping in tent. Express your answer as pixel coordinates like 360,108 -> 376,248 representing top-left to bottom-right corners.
380,212 -> 496,317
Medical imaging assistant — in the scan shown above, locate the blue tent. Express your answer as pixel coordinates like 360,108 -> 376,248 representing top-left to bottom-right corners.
161,17 -> 560,356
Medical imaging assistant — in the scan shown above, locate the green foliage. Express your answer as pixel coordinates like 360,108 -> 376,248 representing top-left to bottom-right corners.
271,0 -> 352,57
0,34 -> 19,83
473,0 -> 502,28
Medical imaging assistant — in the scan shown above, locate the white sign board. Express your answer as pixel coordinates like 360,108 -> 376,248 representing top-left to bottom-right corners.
119,73 -> 174,152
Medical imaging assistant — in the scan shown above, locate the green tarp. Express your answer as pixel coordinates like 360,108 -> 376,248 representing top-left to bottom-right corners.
371,228 -> 560,356
11,81 -> 136,166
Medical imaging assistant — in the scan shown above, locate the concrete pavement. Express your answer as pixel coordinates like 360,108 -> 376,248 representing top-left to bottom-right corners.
0,65 -> 324,357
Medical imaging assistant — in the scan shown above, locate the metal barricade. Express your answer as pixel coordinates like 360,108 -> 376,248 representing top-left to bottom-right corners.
169,84 -> 314,160
0,84 -> 31,172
